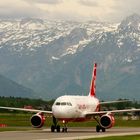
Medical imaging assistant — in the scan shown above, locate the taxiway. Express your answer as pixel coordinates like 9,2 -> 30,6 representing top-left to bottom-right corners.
0,127 -> 140,140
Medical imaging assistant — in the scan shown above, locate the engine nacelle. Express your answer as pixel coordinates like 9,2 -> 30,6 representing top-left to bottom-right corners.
99,114 -> 115,129
30,112 -> 45,128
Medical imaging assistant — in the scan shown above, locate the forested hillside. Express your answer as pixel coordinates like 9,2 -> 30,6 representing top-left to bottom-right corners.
0,75 -> 36,98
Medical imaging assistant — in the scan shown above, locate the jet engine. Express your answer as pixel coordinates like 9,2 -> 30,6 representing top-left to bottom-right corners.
99,114 -> 115,129
30,112 -> 45,128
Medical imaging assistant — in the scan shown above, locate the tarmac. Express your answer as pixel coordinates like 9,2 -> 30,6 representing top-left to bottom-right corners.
0,127 -> 140,140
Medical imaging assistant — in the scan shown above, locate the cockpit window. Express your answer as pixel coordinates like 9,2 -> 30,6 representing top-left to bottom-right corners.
55,102 -> 72,106
61,102 -> 66,105
55,102 -> 60,105
67,102 -> 72,106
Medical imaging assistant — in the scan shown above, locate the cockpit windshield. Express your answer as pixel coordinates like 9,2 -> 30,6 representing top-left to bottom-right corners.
61,102 -> 66,105
55,102 -> 72,106
67,102 -> 72,106
55,102 -> 60,105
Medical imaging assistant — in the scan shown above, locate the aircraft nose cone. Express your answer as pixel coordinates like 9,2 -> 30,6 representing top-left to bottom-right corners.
52,106 -> 73,118
53,107 -> 66,118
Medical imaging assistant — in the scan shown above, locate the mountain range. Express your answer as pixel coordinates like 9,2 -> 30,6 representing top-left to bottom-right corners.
0,74 -> 35,98
0,14 -> 140,100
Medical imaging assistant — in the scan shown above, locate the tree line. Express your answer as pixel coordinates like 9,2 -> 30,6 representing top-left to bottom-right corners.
0,96 -> 139,112
0,96 -> 54,112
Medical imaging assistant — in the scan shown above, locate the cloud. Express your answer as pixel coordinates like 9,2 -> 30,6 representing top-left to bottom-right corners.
24,0 -> 62,4
0,0 -> 139,22
78,0 -> 99,7
0,0 -> 45,18
108,0 -> 140,21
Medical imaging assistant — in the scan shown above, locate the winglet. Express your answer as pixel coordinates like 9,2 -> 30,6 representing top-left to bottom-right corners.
89,63 -> 97,97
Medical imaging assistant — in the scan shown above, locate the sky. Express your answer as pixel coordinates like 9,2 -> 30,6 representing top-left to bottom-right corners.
0,0 -> 139,22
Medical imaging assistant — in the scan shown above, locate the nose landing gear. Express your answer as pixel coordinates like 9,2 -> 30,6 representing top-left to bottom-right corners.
62,120 -> 67,132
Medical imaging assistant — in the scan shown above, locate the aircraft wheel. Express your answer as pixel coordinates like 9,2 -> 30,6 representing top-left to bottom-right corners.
65,128 -> 67,132
62,127 -> 67,132
51,125 -> 55,132
56,125 -> 60,132
101,127 -> 106,132
96,125 -> 100,132
62,128 -> 64,132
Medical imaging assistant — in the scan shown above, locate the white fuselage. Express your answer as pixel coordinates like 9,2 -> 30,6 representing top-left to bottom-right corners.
52,95 -> 99,122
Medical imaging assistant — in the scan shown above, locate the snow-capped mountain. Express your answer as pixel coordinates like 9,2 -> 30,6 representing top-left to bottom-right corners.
0,18 -> 118,57
0,14 -> 140,100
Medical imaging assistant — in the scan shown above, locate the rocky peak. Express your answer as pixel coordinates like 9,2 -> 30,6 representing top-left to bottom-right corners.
20,18 -> 44,24
118,14 -> 140,34
20,18 -> 45,30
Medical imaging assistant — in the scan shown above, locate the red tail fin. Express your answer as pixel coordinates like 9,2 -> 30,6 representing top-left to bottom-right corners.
89,63 -> 97,97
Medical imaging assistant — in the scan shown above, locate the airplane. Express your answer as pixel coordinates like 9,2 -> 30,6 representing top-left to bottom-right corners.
0,63 -> 140,132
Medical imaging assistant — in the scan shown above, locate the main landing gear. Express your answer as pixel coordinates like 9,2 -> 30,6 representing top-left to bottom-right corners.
96,125 -> 106,132
51,124 -> 60,132
94,116 -> 106,133
51,117 -> 68,132
51,116 -> 60,132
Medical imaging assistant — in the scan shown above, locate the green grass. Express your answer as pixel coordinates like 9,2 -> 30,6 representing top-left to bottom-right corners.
0,127 -> 34,132
84,135 -> 140,140
0,113 -> 140,129
0,113 -> 31,126
115,119 -> 140,127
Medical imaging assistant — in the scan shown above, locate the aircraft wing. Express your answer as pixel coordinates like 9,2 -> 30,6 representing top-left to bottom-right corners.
84,108 -> 140,117
100,100 -> 131,105
0,106 -> 52,114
